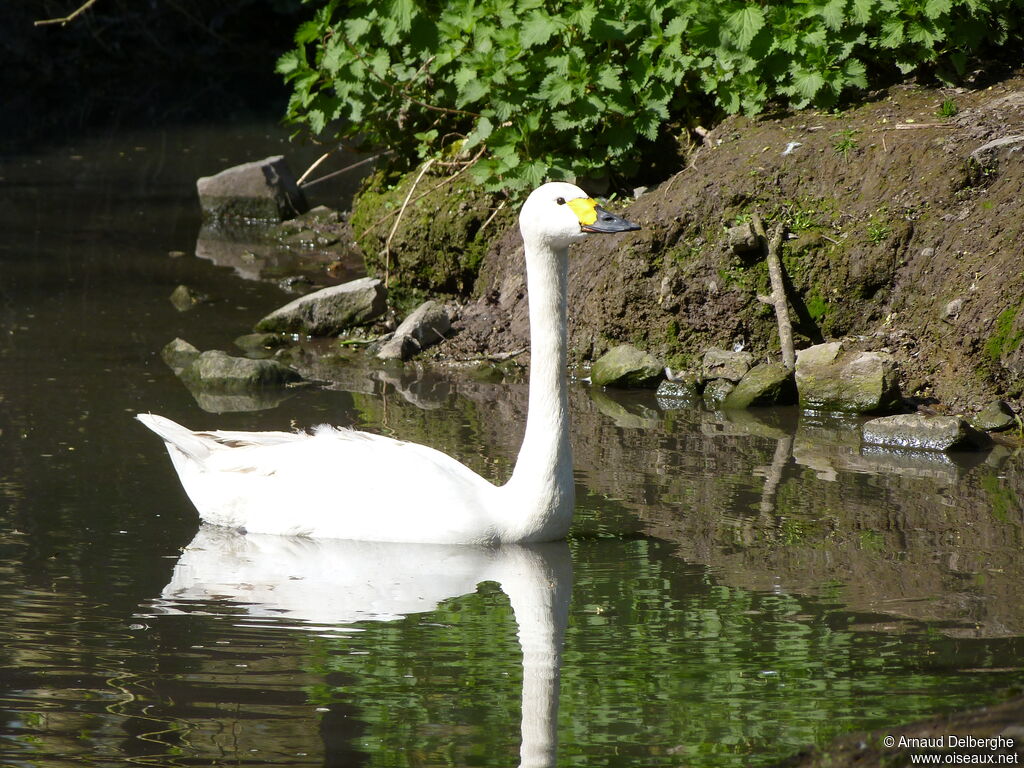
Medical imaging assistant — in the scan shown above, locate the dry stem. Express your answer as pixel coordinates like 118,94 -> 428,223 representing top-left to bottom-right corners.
35,0 -> 99,26
752,213 -> 795,369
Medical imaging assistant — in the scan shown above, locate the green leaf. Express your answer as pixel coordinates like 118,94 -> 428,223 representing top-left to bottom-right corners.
850,0 -> 875,23
879,18 -> 904,47
464,116 -> 493,149
819,0 -> 846,31
276,49 -> 305,76
791,68 -> 826,100
924,0 -> 953,16
725,6 -> 766,49
294,20 -> 322,45
539,73 -> 575,105
520,10 -> 559,48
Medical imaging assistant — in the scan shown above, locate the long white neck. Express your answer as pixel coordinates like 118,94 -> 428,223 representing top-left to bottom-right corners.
501,238 -> 574,542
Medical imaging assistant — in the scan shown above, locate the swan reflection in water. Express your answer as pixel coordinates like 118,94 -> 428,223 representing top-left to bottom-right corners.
149,525 -> 572,768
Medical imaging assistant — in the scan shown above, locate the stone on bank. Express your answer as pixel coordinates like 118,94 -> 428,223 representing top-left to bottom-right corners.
591,344 -> 664,388
197,155 -> 308,222
721,362 -> 797,409
795,341 -> 901,413
862,413 -> 993,452
255,277 -> 387,336
376,301 -> 451,361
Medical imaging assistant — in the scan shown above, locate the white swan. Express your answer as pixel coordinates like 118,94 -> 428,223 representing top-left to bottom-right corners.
138,181 -> 640,544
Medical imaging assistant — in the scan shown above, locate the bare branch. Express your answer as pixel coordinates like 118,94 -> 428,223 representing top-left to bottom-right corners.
752,214 -> 795,370
35,0 -> 99,26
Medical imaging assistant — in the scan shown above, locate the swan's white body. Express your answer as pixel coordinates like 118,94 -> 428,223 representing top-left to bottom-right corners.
138,182 -> 638,544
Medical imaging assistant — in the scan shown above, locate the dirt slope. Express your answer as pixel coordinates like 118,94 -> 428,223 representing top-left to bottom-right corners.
441,73 -> 1024,414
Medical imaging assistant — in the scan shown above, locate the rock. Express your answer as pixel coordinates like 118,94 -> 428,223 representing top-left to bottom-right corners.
721,362 -> 797,409
701,348 -> 753,383
376,301 -> 451,361
971,399 -> 1017,432
795,341 -> 901,413
197,155 -> 308,222
234,332 -> 293,358
254,277 -> 387,336
863,414 -> 992,452
179,350 -> 301,392
702,378 -> 735,407
726,222 -> 759,254
590,344 -> 664,388
655,378 -> 700,409
940,297 -> 964,322
169,284 -> 209,312
161,337 -> 200,372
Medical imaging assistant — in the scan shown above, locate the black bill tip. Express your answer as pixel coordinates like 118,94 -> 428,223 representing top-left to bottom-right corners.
582,206 -> 641,233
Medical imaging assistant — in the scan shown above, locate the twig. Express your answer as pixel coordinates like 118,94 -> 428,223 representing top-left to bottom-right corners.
665,146 -> 703,193
300,153 -> 385,189
752,214 -> 795,370
384,158 -> 436,288
455,346 -> 528,363
34,0 -> 99,25
477,198 -> 508,236
296,150 -> 334,186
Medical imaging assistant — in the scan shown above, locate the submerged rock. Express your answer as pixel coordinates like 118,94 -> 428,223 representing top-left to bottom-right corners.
971,399 -> 1017,432
180,350 -> 301,392
722,362 -> 797,409
169,284 -> 209,312
197,155 -> 308,222
161,337 -> 200,372
655,378 -> 700,409
862,413 -> 992,452
591,344 -> 664,388
701,348 -> 753,383
234,332 -> 294,358
795,341 -> 901,413
376,301 -> 451,361
255,277 -> 387,336
702,378 -> 735,407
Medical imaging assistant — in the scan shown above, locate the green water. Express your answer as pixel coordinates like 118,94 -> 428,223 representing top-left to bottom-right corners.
0,124 -> 1021,767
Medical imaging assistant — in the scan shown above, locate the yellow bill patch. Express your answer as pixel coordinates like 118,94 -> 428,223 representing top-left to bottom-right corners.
567,197 -> 598,227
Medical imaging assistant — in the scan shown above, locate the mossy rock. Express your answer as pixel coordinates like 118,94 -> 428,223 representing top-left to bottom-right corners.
180,350 -> 301,392
722,362 -> 797,409
591,344 -> 664,388
349,165 -> 511,309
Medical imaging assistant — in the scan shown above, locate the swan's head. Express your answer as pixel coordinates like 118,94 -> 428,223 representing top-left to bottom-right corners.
519,181 -> 640,250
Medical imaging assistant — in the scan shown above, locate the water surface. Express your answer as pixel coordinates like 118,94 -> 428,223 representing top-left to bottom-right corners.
1,123 -> 1022,767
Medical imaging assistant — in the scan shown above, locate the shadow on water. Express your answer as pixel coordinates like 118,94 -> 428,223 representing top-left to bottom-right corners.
0,121 -> 1022,767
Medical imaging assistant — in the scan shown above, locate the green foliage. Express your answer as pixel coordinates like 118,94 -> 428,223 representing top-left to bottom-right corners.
984,305 -> 1024,363
938,97 -> 959,117
831,127 -> 860,159
280,0 -> 1022,193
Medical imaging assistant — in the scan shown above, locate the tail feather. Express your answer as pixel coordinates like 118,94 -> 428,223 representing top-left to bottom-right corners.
136,413 -> 213,462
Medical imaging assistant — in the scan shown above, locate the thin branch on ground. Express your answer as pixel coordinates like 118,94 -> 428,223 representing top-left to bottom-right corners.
384,158 -> 436,288
477,198 -> 508,237
752,213 -> 795,369
454,346 -> 528,363
35,0 -> 99,26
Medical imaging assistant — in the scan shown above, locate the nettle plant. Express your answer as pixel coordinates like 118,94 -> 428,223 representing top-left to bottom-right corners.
278,0 -> 1018,194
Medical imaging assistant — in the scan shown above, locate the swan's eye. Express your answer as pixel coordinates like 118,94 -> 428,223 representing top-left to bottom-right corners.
556,197 -> 566,205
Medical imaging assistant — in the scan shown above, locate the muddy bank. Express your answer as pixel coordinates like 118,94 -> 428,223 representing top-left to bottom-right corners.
360,72 -> 1024,415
